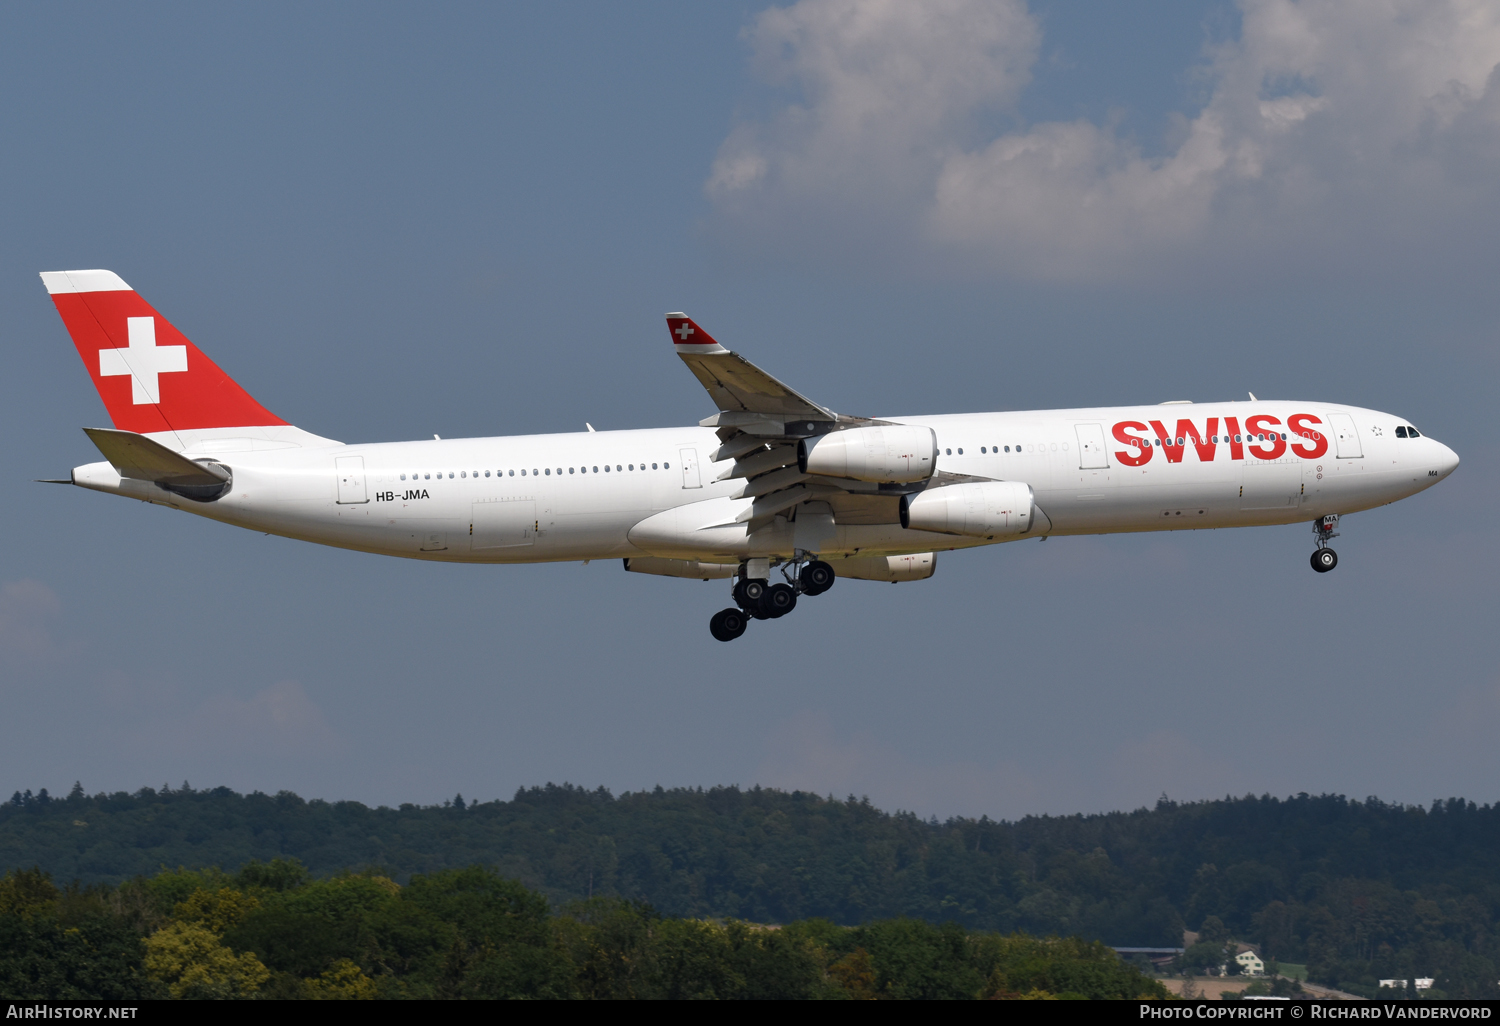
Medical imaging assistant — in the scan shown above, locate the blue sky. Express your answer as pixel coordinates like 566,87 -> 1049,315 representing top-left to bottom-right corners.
3,0 -> 1498,819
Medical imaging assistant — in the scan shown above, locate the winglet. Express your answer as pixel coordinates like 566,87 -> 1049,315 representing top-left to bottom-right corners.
665,313 -> 728,355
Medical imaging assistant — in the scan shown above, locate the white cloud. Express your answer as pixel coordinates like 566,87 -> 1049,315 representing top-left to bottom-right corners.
709,0 -> 1039,242
708,0 -> 1500,282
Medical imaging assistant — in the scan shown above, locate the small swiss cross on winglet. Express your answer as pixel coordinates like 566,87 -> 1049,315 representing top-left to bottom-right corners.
665,313 -> 728,354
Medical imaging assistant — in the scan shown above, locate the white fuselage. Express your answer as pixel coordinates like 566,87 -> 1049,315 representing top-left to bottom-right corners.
70,401 -> 1459,565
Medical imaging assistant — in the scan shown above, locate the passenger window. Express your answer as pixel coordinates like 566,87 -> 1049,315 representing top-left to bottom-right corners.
460,471 -> 466,478
664,462 -> 670,469
400,474 -> 406,481
1004,446 -> 1010,452
980,447 -> 986,453
592,466 -> 598,473
945,448 -> 951,455
569,467 -> 574,474
545,468 -> 551,475
957,448 -> 964,455
424,473 -> 430,480
652,463 -> 658,469
616,465 -> 622,471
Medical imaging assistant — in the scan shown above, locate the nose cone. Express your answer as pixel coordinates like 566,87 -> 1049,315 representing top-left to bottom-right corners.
1432,441 -> 1459,480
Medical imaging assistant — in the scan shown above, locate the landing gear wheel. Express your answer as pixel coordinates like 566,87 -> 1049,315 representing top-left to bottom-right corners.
1311,548 -> 1338,573
709,607 -> 749,642
734,578 -> 767,609
800,560 -> 835,596
760,582 -> 798,618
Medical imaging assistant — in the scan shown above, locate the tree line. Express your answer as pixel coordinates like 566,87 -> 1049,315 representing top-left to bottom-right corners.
4,782 -> 1499,997
0,861 -> 1163,999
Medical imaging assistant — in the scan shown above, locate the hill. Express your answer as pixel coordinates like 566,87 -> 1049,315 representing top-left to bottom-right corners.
4,782 -> 1499,997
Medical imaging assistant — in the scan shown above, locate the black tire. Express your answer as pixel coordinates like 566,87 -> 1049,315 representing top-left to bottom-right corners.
801,560 -> 835,596
760,582 -> 797,618
710,607 -> 748,642
1311,548 -> 1338,573
734,578 -> 767,609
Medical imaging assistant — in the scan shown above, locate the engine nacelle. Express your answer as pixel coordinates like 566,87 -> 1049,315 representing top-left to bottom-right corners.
833,552 -> 936,582
799,425 -> 937,484
900,481 -> 1035,537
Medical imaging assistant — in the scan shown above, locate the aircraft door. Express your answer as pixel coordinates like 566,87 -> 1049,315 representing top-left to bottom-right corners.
1330,413 -> 1363,458
335,456 -> 368,504
679,448 -> 702,489
1074,423 -> 1109,469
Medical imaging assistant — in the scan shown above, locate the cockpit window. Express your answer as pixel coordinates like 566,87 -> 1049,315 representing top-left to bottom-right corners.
1395,426 -> 1407,438
1408,426 -> 1420,437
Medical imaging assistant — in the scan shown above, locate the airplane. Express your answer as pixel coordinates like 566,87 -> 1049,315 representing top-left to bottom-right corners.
40,269 -> 1460,642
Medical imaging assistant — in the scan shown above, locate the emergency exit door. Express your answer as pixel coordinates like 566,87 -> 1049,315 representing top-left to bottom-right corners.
679,448 -> 702,488
1074,423 -> 1110,469
335,456 -> 368,504
1330,413 -> 1363,458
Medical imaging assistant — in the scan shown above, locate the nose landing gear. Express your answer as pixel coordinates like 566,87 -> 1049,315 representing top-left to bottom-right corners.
1311,515 -> 1340,573
707,557 -> 838,641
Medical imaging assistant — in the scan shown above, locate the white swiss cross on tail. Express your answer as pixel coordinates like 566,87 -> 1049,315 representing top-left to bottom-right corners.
99,317 -> 188,404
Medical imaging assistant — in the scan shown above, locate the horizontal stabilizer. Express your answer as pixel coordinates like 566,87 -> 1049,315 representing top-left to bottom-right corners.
83,427 -> 229,486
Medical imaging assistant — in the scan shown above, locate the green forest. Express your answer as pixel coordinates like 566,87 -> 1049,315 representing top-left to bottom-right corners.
0,862 -> 1161,1000
4,783 -> 1499,998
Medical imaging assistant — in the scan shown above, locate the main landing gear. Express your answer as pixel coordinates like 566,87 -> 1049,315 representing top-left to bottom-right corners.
1310,515 -> 1340,573
709,557 -> 836,642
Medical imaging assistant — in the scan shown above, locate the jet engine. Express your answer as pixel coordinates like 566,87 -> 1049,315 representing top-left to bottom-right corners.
799,425 -> 937,484
833,552 -> 936,582
900,481 -> 1034,537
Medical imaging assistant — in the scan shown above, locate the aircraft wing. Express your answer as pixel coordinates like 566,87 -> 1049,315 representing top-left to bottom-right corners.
665,314 -> 926,531
666,314 -> 840,427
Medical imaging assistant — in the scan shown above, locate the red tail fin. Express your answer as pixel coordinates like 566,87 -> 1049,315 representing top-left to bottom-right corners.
41,269 -> 286,434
